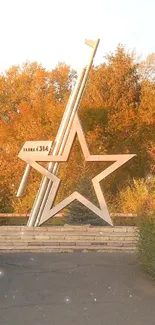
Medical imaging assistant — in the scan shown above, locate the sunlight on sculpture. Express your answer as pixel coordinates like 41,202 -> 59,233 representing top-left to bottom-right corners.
18,113 -> 135,226
17,39 -> 135,227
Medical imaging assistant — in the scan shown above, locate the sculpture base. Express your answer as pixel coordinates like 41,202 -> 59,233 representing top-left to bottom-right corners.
0,225 -> 137,252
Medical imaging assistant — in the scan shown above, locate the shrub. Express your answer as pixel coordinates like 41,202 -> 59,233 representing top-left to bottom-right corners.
65,201 -> 107,226
118,177 -> 155,212
137,202 -> 155,279
118,179 -> 149,213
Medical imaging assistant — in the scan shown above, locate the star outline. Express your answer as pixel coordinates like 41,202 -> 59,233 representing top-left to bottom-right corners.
18,113 -> 135,226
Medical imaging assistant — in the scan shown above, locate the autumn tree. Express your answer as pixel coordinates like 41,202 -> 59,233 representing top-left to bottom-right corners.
138,53 -> 155,82
0,46 -> 154,216
0,61 -> 75,213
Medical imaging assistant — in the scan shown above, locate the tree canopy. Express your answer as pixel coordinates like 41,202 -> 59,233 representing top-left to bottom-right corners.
0,46 -> 154,215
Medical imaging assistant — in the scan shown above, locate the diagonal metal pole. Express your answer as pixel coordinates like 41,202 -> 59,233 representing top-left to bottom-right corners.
34,44 -> 100,226
27,68 -> 86,227
28,39 -> 100,227
17,39 -> 100,227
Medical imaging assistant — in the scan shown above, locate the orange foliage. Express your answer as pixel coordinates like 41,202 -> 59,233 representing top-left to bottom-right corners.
0,46 -> 155,213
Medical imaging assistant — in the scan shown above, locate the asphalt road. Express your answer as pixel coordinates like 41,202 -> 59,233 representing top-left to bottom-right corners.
0,252 -> 154,325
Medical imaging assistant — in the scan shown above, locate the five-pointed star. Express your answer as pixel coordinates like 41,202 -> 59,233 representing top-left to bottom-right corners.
19,113 -> 135,226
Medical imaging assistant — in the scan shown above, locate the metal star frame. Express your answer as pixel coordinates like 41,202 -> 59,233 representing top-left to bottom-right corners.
18,113 -> 135,226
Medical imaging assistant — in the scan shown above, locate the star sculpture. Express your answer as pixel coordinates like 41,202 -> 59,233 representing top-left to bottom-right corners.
18,113 -> 135,226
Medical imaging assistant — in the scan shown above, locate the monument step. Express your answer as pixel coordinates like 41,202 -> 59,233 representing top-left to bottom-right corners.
0,231 -> 136,236
0,245 -> 136,252
0,226 -> 137,233
0,235 -> 136,241
0,240 -> 136,247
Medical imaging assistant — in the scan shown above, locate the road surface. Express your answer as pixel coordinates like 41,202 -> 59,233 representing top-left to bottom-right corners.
0,252 -> 154,325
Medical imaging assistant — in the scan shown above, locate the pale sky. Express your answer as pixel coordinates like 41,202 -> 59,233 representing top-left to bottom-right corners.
0,0 -> 154,73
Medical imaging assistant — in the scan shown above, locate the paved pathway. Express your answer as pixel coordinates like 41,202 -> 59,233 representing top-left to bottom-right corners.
0,252 -> 154,325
